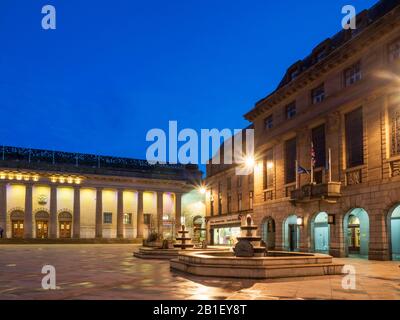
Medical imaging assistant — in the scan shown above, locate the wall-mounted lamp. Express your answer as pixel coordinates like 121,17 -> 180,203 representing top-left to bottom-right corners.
266,161 -> 274,170
328,214 -> 336,225
296,216 -> 304,226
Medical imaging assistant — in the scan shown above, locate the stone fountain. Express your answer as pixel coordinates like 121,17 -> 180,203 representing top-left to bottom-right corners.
174,225 -> 194,250
171,214 -> 344,279
233,214 -> 266,257
134,223 -> 209,259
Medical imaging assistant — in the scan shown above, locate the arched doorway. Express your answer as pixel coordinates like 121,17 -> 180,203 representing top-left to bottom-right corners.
311,212 -> 330,253
261,217 -> 275,250
10,210 -> 24,239
344,208 -> 369,257
58,212 -> 72,238
388,204 -> 400,261
283,215 -> 299,251
35,211 -> 49,239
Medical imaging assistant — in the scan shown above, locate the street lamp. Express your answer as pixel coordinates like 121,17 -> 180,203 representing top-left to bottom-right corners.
245,155 -> 255,169
296,216 -> 304,226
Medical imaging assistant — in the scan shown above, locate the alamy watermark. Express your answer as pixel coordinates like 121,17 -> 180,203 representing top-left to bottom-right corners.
41,265 -> 57,290
146,121 -> 254,175
41,5 -> 56,30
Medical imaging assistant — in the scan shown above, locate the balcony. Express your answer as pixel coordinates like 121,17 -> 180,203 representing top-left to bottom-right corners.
290,182 -> 341,204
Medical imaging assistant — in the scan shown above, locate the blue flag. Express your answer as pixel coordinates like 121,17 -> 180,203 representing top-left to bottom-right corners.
297,166 -> 310,174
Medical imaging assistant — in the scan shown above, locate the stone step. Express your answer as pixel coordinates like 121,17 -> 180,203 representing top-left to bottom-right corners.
0,238 -> 143,244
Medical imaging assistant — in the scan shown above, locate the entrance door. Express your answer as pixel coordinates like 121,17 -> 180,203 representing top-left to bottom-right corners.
12,220 -> 24,238
289,224 -> 297,251
59,222 -> 71,238
36,220 -> 49,239
348,225 -> 360,253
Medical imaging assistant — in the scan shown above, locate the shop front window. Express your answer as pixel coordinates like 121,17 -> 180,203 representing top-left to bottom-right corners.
213,227 -> 241,246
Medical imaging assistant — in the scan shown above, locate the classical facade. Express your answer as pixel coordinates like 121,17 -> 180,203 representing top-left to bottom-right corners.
205,0 -> 400,261
0,146 -> 202,241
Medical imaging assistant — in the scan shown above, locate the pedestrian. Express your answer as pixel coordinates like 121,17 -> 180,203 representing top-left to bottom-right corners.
0,226 -> 3,239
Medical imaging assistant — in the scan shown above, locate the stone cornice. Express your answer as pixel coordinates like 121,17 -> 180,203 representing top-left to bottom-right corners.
244,4 -> 400,122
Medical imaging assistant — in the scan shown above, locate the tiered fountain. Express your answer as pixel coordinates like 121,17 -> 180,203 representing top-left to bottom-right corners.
134,223 -> 204,259
171,214 -> 344,279
174,225 -> 194,250
233,215 -> 266,257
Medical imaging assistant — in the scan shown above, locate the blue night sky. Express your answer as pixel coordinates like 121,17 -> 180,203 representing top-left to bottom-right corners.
0,0 -> 377,165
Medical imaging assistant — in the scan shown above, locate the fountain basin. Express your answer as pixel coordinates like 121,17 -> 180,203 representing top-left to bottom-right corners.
170,250 -> 344,279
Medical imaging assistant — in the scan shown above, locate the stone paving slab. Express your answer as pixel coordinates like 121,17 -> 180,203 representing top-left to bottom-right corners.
0,244 -> 399,300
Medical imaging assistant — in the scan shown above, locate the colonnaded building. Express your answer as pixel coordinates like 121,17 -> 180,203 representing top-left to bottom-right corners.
0,146 -> 204,241
205,0 -> 400,260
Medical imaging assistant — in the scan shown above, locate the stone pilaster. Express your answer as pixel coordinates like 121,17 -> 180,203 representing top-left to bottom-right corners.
369,210 -> 391,260
50,185 -> 57,239
117,189 -> 124,238
24,183 -> 33,238
329,213 -> 346,258
175,193 -> 182,232
157,191 -> 163,236
95,188 -> 103,238
0,182 -> 6,238
73,186 -> 81,238
136,191 -> 144,238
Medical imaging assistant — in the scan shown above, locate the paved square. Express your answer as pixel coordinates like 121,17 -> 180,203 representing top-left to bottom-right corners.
0,244 -> 399,300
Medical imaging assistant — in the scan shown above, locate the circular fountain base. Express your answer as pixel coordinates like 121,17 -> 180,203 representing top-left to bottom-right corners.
170,250 -> 344,279
134,246 -> 180,259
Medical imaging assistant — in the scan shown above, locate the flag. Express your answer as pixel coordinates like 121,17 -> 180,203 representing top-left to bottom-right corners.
297,166 -> 310,174
311,142 -> 316,168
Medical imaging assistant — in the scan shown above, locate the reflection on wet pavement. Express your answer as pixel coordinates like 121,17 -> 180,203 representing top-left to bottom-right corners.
0,244 -> 254,300
1,244 -> 399,300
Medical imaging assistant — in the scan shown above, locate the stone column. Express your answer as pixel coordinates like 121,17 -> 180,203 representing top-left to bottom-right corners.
369,210 -> 390,261
136,191 -> 144,238
24,183 -> 33,238
329,213 -> 346,258
117,189 -> 124,238
175,193 -> 182,232
157,191 -> 163,236
73,186 -> 81,238
95,188 -> 103,238
0,182 -> 7,238
50,185 -> 58,239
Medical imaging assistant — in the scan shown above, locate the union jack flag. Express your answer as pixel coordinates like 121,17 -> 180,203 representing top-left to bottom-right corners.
311,142 -> 316,168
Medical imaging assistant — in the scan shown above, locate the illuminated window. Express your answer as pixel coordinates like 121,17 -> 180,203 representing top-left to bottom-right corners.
264,149 -> 274,189
249,191 -> 253,209
344,62 -> 361,87
123,213 -> 132,225
103,212 -> 112,224
312,84 -> 325,104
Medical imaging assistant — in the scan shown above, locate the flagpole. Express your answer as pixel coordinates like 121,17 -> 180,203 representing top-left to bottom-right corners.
310,152 -> 314,185
328,148 -> 332,183
295,160 -> 299,189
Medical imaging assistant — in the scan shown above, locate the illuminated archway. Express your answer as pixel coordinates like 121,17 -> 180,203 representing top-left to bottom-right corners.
343,208 -> 369,257
261,217 -> 275,250
283,215 -> 299,251
10,210 -> 24,239
311,212 -> 329,253
388,204 -> 400,261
